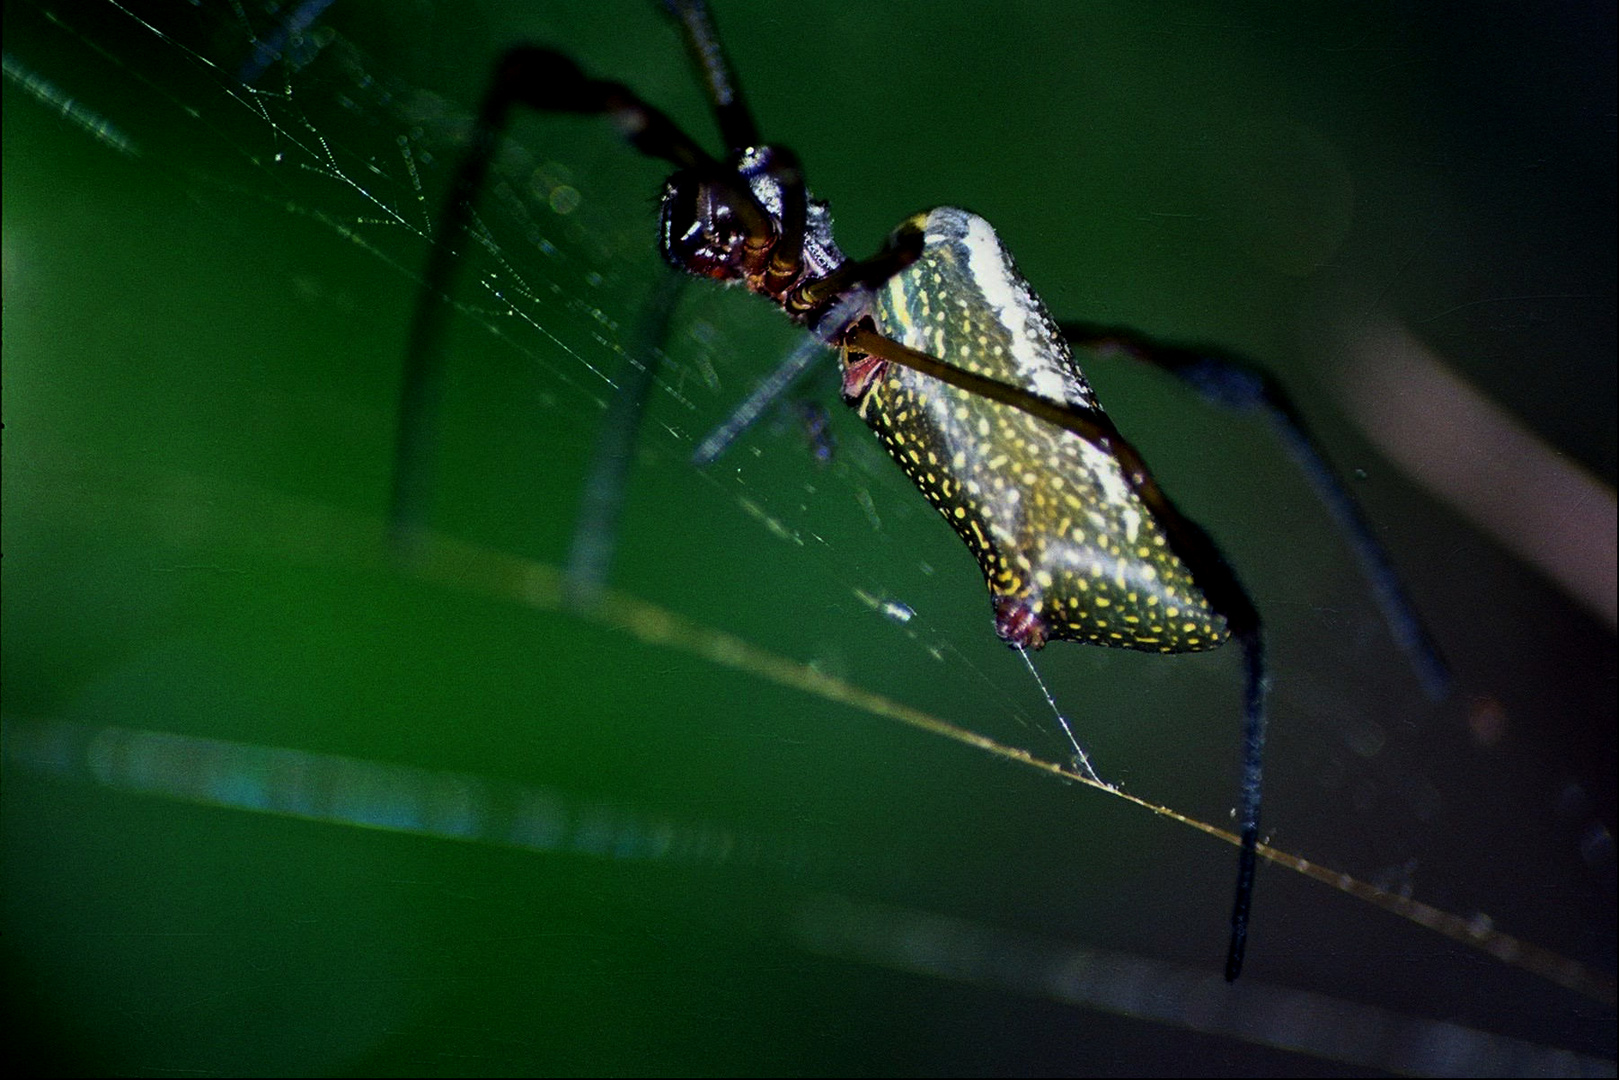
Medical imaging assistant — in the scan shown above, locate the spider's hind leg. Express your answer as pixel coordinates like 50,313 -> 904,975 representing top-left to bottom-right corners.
1061,321 -> 1452,701
837,316 -> 1272,981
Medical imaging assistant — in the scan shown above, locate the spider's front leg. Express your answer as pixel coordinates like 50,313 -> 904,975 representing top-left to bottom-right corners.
392,1 -> 798,604
391,46 -> 722,551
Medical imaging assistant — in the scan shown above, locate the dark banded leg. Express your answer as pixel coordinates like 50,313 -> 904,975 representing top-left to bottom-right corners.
1061,321 -> 1451,701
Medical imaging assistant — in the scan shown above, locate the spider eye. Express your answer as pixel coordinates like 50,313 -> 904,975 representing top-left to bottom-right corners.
659,174 -> 751,280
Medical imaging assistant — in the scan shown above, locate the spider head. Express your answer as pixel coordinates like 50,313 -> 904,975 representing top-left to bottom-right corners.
658,171 -> 764,282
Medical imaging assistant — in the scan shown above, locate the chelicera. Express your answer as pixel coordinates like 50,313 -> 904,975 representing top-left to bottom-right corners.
391,0 -> 1449,981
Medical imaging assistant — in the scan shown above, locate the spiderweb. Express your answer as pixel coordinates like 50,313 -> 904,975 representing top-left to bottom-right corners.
5,1 -> 1613,1074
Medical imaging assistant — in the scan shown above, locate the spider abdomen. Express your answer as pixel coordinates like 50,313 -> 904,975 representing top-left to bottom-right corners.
850,207 -> 1228,654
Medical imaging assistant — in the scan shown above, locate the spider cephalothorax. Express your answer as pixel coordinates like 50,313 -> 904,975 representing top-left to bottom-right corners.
659,145 -> 845,311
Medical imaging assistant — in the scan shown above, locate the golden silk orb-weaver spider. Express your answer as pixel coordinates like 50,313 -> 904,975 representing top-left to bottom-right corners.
390,0 -> 1450,982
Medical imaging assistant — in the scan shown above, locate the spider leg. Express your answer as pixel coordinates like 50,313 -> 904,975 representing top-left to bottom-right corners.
391,45 -> 748,548
563,271 -> 687,602
237,0 -> 337,85
842,322 -> 1268,981
1060,322 -> 1452,701
795,223 -> 926,313
664,0 -> 759,151
690,332 -> 832,466
690,276 -> 906,466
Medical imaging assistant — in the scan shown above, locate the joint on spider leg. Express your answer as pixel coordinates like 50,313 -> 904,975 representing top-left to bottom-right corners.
760,148 -> 808,291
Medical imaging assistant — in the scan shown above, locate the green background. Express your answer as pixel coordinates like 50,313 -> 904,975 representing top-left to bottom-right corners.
5,0 -> 1614,1073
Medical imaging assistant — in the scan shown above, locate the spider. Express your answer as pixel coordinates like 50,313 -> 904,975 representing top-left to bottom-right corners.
389,0 -> 1450,982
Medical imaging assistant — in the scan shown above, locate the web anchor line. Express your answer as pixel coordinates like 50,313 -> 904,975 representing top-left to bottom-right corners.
1016,645 -> 1106,788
